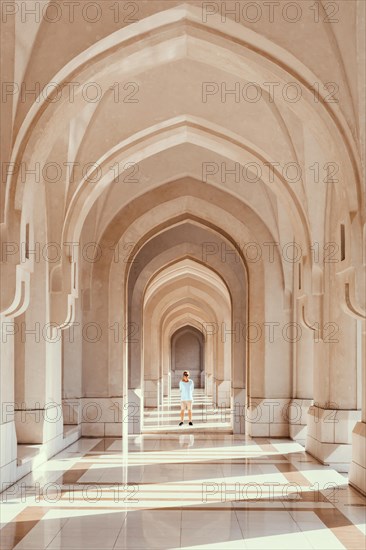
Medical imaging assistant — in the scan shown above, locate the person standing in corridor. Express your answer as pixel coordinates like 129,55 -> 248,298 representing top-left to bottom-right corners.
179,370 -> 194,426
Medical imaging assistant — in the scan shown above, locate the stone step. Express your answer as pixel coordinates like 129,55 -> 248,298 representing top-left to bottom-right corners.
16,444 -> 41,466
63,425 -> 80,439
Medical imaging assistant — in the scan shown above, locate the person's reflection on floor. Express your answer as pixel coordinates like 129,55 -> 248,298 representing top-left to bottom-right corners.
179,434 -> 195,448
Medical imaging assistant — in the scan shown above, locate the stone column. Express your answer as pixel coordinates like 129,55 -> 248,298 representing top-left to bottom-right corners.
289,295 -> 316,446
14,260 -> 63,447
349,319 -> 366,494
306,306 -> 361,471
0,316 -> 17,488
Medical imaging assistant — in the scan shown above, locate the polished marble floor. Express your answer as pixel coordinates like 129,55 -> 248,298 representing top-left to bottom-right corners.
1,429 -> 365,549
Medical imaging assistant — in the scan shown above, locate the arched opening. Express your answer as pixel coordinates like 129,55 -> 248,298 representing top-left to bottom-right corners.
1,1 -> 365,509
170,326 -> 204,390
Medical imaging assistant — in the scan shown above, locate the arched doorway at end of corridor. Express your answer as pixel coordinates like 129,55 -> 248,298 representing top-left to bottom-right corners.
170,326 -> 205,391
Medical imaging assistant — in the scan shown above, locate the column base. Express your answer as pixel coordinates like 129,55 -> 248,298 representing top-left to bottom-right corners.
62,398 -> 81,425
163,373 -> 170,398
15,405 -> 63,444
215,380 -> 231,408
0,420 -> 17,492
288,399 -> 313,446
68,397 -> 123,437
205,374 -> 213,396
144,380 -> 158,408
1,424 -> 82,493
128,389 -> 142,434
246,397 -> 291,437
349,421 -> 366,495
305,405 -> 361,472
232,388 -> 246,434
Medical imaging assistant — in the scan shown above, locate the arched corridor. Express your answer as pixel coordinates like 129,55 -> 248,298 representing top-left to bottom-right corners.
0,1 -> 365,549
